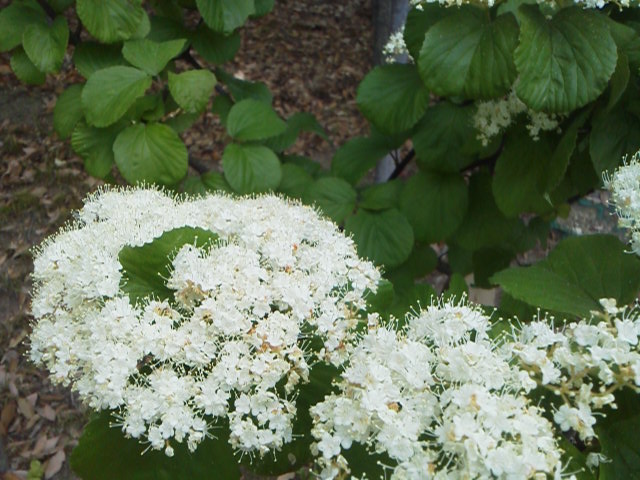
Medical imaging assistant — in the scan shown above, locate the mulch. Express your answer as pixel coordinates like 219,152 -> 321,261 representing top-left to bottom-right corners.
0,1 -> 373,478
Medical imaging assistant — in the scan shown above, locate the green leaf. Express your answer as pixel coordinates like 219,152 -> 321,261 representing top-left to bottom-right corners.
252,0 -> 274,17
262,112 -> 328,153
597,390 -> 640,480
330,137 -> 389,185
10,47 -> 45,85
0,0 -> 46,52
215,68 -> 273,103
403,4 -> 448,61
126,93 -> 165,122
191,24 -> 240,64
356,64 -> 429,135
71,121 -> 126,178
76,0 -> 146,43
196,0 -> 255,33
277,163 -> 313,199
608,52 -> 630,111
514,5 -> 617,112
168,70 -> 216,113
54,84 -> 84,140
184,171 -> 233,195
472,247 -> 514,288
492,128 -> 554,217
412,102 -> 479,173
453,171 -> 524,251
211,94 -> 233,125
387,244 -> 438,284
399,170 -> 468,243
282,155 -> 323,177
119,226 -> 218,303
589,106 -> 640,176
73,42 -> 126,78
304,177 -> 357,223
113,123 -> 188,185
226,99 -> 286,141
147,15 -> 188,42
443,273 -> 469,302
418,9 -> 519,99
122,38 -> 186,75
82,66 -> 152,127
22,15 -> 68,73
359,180 -> 402,211
70,411 -> 240,480
222,143 -> 282,194
492,234 -> 640,317
345,209 -> 414,268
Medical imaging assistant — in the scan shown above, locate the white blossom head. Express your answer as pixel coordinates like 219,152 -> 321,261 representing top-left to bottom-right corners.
30,186 -> 380,456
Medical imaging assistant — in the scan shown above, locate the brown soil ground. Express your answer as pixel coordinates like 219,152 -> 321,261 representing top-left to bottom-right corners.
0,1 -> 372,478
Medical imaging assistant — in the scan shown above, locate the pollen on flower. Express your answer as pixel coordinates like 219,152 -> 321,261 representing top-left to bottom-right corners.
29,186 -> 380,457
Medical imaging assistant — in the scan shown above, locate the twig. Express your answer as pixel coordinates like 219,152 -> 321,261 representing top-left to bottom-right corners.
387,149 -> 415,180
36,0 -> 57,20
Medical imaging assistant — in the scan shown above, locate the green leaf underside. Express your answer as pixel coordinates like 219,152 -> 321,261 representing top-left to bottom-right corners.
514,5 -> 617,112
82,66 -> 152,127
119,226 -> 219,304
113,123 -> 188,185
492,234 -> 640,317
0,0 -> 47,52
122,38 -> 186,75
22,15 -> 68,73
222,143 -> 282,194
70,411 -> 240,480
226,99 -> 286,141
196,0 -> 255,33
418,9 -> 519,99
345,209 -> 414,268
168,69 -> 217,113
304,177 -> 357,223
356,64 -> 429,134
54,84 -> 84,139
399,170 -> 468,243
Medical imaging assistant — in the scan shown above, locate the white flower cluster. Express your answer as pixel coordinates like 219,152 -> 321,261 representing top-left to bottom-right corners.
29,187 -> 380,456
410,0 -> 628,8
311,300 -> 563,479
474,90 -> 561,146
605,154 -> 640,255
383,29 -> 409,63
311,298 -> 640,479
511,299 -> 640,442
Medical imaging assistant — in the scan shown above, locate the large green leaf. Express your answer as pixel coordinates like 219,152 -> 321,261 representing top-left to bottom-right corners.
222,143 -> 282,194
492,234 -> 640,317
452,171 -> 524,251
356,64 -> 429,135
304,177 -> 357,223
73,42 -> 126,78
345,209 -> 414,268
22,15 -> 68,73
226,99 -> 286,141
122,38 -> 186,75
191,24 -> 240,64
119,226 -> 219,304
403,4 -> 448,61
514,5 -> 617,112
492,128 -> 555,217
418,8 -> 519,99
359,180 -> 402,211
113,123 -> 188,185
195,0 -> 255,33
54,84 -> 84,140
10,47 -> 45,85
71,121 -> 126,178
330,137 -> 389,185
82,66 -> 152,127
277,163 -> 313,199
412,102 -> 479,173
597,390 -> 640,480
168,70 -> 217,113
216,68 -> 273,103
399,170 -> 468,243
70,411 -> 240,480
0,0 -> 46,52
589,106 -> 640,176
76,0 -> 146,43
